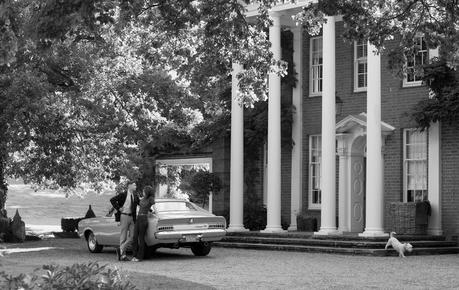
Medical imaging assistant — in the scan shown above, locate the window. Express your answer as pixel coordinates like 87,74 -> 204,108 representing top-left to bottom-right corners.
354,40 -> 367,91
309,135 -> 321,208
404,37 -> 428,87
310,37 -> 323,96
403,129 -> 428,202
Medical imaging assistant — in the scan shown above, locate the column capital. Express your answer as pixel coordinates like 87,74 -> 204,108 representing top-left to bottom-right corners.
269,12 -> 281,26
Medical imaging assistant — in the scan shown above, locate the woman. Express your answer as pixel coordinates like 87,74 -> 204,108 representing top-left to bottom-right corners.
131,185 -> 156,262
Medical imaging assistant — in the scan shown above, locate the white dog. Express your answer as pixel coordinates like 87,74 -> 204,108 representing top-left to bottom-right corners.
385,232 -> 413,258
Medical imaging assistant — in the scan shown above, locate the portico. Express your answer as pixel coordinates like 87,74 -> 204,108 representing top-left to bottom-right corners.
228,2 -> 442,236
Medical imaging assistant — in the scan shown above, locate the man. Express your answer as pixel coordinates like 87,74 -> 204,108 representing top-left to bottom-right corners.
110,182 -> 139,261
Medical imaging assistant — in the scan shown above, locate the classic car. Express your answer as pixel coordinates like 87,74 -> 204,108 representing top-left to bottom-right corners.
78,198 -> 227,257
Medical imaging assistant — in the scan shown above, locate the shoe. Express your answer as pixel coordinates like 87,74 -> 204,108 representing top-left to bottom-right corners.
120,255 -> 129,261
116,248 -> 121,261
131,257 -> 140,262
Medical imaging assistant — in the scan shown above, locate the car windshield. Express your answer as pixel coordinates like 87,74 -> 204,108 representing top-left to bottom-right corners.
154,201 -> 198,212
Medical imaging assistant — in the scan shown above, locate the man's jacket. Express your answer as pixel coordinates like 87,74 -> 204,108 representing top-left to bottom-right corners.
110,191 -> 139,222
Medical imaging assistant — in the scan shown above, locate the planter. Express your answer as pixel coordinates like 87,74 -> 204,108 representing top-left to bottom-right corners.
387,202 -> 430,235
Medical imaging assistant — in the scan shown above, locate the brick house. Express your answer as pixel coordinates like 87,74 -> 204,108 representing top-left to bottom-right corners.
216,1 -> 459,239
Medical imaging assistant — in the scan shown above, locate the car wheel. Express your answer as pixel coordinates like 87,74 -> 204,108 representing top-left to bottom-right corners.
86,231 -> 103,253
191,242 -> 212,256
145,246 -> 157,259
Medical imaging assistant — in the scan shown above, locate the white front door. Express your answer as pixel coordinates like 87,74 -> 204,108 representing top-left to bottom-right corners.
350,156 -> 365,232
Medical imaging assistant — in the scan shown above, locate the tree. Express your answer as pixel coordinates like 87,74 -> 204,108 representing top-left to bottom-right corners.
0,0 -> 288,208
294,0 -> 459,129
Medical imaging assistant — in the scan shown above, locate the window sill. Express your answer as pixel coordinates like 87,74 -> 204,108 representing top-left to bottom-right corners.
353,88 -> 367,93
308,205 -> 321,210
309,93 -> 322,98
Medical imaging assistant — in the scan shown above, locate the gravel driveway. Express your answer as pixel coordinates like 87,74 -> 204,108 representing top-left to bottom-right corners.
1,238 -> 459,289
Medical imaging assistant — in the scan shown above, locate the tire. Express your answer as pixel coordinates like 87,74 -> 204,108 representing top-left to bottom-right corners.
191,242 -> 212,256
86,231 -> 103,253
145,246 -> 157,259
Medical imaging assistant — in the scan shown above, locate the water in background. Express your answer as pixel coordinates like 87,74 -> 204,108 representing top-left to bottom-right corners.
5,181 -> 114,232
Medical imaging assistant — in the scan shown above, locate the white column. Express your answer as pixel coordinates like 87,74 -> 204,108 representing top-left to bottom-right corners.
360,42 -> 387,237
428,47 -> 442,235
262,12 -> 284,232
228,63 -> 247,232
315,16 -> 338,235
337,137 -> 349,233
288,26 -> 304,231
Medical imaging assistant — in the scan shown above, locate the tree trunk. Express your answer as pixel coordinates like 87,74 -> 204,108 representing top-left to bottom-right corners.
0,154 -> 7,212
0,125 -> 7,211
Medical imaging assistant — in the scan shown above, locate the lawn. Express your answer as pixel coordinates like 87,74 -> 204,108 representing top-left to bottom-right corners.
5,181 -> 114,233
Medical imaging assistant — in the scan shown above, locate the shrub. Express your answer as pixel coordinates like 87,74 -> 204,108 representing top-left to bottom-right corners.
244,202 -> 267,231
220,201 -> 290,231
61,217 -> 83,232
0,262 -> 137,289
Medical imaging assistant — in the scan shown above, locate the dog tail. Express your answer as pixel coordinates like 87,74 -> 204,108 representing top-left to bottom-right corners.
390,232 -> 396,238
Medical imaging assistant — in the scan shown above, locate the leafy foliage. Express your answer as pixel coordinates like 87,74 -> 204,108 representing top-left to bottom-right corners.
0,0 -> 291,207
187,171 -> 222,206
411,60 -> 459,129
0,262 -> 136,289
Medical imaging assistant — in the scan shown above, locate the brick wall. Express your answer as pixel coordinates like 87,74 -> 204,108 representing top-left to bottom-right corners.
211,136 -> 230,216
441,123 -> 459,237
300,21 -> 431,230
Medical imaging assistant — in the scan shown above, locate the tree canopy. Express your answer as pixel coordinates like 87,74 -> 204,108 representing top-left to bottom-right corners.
3,0 -> 456,208
0,0 -> 288,207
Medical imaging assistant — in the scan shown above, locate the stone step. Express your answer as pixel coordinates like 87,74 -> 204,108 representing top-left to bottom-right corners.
226,231 -> 446,242
221,236 -> 457,249
226,231 -> 447,242
214,242 -> 459,256
311,234 -> 446,242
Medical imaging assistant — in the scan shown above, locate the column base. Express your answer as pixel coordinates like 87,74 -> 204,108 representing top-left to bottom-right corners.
227,225 -> 249,232
314,228 -> 340,236
427,229 -> 443,236
359,229 -> 388,237
287,225 -> 297,231
261,226 -> 286,233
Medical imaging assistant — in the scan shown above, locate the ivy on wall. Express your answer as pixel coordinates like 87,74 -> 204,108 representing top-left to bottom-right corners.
411,59 -> 459,129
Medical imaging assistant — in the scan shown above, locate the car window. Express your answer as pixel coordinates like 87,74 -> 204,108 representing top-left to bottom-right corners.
154,201 -> 197,212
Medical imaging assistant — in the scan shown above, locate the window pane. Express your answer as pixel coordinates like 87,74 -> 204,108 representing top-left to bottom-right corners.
310,135 -> 322,205
311,38 -> 323,94
404,130 -> 428,201
405,37 -> 427,84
